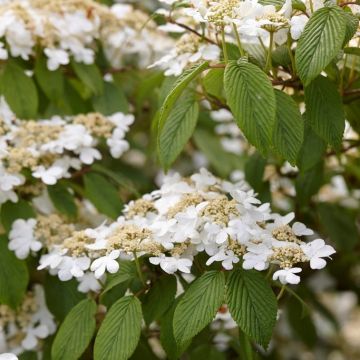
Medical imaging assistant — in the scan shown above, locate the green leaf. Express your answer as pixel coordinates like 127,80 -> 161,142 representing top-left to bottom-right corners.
273,90 -> 304,165
35,55 -> 64,104
0,235 -> 29,308
297,119 -> 327,171
317,203 -> 359,250
202,68 -> 224,99
173,271 -> 225,346
158,62 -> 208,131
305,76 -> 345,149
102,260 -> 137,295
160,297 -> 191,360
84,172 -> 123,219
92,82 -> 128,115
142,275 -> 177,325
158,90 -> 199,170
48,182 -> 77,219
94,296 -> 142,360
226,269 -> 277,348
342,12 -> 359,46
44,275 -> 86,322
224,59 -> 276,154
296,162 -> 324,206
0,199 -> 36,232
52,299 -> 97,360
71,61 -> 104,95
295,6 -> 347,85
2,60 -> 38,118
287,296 -> 317,348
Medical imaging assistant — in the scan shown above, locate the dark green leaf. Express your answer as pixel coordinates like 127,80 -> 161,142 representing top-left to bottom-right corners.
305,76 -> 345,149
2,60 -> 38,118
173,271 -> 225,346
92,82 -> 128,115
94,296 -> 142,360
44,275 -> 86,322
317,203 -> 359,250
52,299 -> 97,360
84,172 -> 123,219
1,199 -> 36,232
224,59 -> 276,154
0,235 -> 29,308
142,275 -> 177,325
48,182 -> 77,218
273,90 -> 304,165
295,6 -> 347,85
158,90 -> 199,170
226,269 -> 277,348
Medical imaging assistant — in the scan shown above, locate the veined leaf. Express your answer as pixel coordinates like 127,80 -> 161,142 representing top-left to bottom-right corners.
158,62 -> 208,132
224,59 -> 276,154
304,76 -> 345,149
226,269 -> 277,348
173,271 -> 225,346
0,235 -> 29,308
158,90 -> 199,170
94,296 -> 142,360
52,299 -> 97,360
2,60 -> 38,118
295,6 -> 347,85
273,90 -> 304,165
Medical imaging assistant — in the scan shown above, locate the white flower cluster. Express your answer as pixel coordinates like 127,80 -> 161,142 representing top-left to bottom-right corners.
20,168 -> 335,286
0,285 -> 56,356
152,0 -> 313,75
0,98 -> 133,204
0,0 -> 172,69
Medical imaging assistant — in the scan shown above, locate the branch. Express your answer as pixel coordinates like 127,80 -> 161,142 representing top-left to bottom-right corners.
167,18 -> 218,45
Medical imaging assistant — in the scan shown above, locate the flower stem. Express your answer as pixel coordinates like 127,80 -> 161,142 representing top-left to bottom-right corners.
232,23 -> 245,57
287,34 -> 296,77
277,285 -> 286,301
265,32 -> 274,73
221,27 -> 229,63
133,251 -> 146,286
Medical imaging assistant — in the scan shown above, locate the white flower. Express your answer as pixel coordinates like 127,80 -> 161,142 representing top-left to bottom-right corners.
90,250 -> 120,278
273,267 -> 302,285
9,219 -> 42,259
77,272 -> 103,293
243,243 -> 272,271
206,249 -> 239,270
292,222 -> 313,236
0,355 -> 17,360
290,15 -> 308,40
301,239 -> 336,269
38,249 -> 66,271
21,324 -> 49,350
57,256 -> 91,281
0,167 -> 25,191
32,164 -> 64,185
44,48 -> 70,70
149,255 -> 192,274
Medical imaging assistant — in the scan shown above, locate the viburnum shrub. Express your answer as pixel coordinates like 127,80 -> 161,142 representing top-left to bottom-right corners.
0,0 -> 359,359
